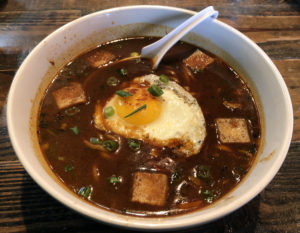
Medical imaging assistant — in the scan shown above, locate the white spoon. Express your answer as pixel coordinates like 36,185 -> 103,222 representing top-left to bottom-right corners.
141,6 -> 219,69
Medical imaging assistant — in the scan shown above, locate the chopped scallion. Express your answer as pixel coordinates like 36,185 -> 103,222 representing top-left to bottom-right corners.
64,164 -> 74,172
116,90 -> 133,97
196,165 -> 211,179
90,137 -> 102,145
109,175 -> 122,184
159,74 -> 169,83
202,189 -> 213,203
106,76 -> 119,87
78,186 -> 93,199
119,68 -> 127,76
124,104 -> 146,118
103,140 -> 119,152
128,138 -> 141,151
103,106 -> 115,118
148,85 -> 164,97
70,126 -> 79,135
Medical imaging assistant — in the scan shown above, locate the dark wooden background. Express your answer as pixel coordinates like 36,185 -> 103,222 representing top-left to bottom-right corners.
0,0 -> 299,232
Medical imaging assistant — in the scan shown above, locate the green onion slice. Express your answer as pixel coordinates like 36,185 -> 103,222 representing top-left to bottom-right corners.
103,140 -> 119,152
159,74 -> 169,83
78,186 -> 93,199
108,175 -> 122,184
106,76 -> 119,87
64,164 -> 74,172
202,189 -> 214,203
90,137 -> 102,145
116,90 -> 133,97
70,126 -> 79,135
119,68 -> 127,76
124,104 -> 146,118
128,138 -> 141,151
196,165 -> 211,179
148,85 -> 164,97
103,106 -> 115,118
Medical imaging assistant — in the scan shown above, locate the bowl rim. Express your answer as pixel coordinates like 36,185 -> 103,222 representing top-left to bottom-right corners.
7,5 -> 293,230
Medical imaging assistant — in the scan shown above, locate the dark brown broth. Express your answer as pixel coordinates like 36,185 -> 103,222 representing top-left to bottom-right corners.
37,37 -> 260,216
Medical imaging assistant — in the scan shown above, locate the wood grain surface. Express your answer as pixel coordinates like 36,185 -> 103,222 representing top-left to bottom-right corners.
0,0 -> 299,232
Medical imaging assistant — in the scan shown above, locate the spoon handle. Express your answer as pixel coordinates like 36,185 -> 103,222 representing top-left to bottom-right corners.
141,6 -> 218,69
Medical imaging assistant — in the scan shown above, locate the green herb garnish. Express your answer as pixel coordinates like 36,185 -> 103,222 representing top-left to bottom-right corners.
148,85 -> 164,97
109,175 -> 122,184
202,189 -> 213,203
103,140 -> 119,152
64,164 -> 74,172
90,137 -> 102,145
119,68 -> 127,76
106,76 -> 119,87
196,165 -> 211,179
70,126 -> 79,135
78,186 -> 93,199
103,106 -> 115,118
124,104 -> 146,118
116,90 -> 133,97
128,138 -> 141,151
159,74 -> 169,83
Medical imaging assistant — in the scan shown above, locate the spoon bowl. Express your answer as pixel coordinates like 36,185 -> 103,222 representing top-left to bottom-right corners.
141,6 -> 218,69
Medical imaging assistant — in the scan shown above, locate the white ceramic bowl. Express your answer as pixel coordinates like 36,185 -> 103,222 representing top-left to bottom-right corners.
7,5 -> 293,230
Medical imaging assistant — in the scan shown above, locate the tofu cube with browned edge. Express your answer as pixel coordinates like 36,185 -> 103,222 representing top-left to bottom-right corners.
131,172 -> 168,206
52,82 -> 86,109
86,50 -> 115,68
216,118 -> 250,143
184,49 -> 214,71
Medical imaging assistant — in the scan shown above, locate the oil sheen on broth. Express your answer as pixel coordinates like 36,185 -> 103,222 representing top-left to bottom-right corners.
37,37 -> 261,216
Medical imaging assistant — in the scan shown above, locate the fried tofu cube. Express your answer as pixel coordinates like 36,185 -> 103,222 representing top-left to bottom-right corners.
216,118 -> 250,143
184,49 -> 214,71
86,50 -> 115,68
131,172 -> 168,206
52,82 -> 86,109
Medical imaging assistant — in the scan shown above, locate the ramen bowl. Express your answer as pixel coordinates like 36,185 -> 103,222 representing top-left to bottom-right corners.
7,5 -> 293,230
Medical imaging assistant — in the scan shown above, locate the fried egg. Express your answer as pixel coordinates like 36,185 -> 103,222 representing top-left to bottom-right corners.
94,74 -> 206,156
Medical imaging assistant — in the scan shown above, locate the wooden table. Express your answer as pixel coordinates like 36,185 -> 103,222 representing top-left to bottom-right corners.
0,1 -> 299,232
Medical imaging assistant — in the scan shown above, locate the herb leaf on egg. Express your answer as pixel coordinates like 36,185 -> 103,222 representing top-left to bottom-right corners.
124,104 -> 146,118
116,90 -> 133,97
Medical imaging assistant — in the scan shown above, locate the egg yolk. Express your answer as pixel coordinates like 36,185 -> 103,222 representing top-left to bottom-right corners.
114,86 -> 162,125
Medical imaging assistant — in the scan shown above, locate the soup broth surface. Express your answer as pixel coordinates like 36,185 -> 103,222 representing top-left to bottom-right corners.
38,37 -> 260,216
